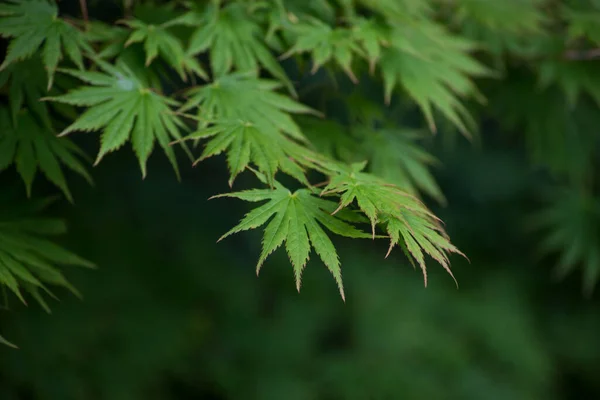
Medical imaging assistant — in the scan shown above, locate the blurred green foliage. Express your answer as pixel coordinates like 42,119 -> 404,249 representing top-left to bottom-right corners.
0,142 -> 599,399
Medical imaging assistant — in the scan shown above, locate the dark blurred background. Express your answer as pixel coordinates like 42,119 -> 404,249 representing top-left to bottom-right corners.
0,130 -> 599,400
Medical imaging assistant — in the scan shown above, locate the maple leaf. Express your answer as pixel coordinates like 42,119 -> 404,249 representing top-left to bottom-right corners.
352,126 -> 445,204
0,196 -> 94,314
212,181 -> 371,300
177,119 -> 313,187
281,17 -> 363,82
180,74 -> 317,185
529,188 -> 600,296
320,161 -> 464,287
0,108 -> 92,202
179,74 -> 318,182
352,18 -> 390,74
181,73 -> 316,140
0,57 -> 54,129
185,2 -> 292,92
379,21 -> 490,135
355,0 -> 432,19
538,58 -> 600,107
121,18 -> 207,81
0,56 -> 80,131
297,116 -> 357,161
486,71 -> 594,176
0,0 -> 90,89
84,21 -> 130,59
46,61 -> 191,178
453,0 -> 545,34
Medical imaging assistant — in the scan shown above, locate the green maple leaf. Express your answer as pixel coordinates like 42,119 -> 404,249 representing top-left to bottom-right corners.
83,21 -> 188,89
0,108 -> 92,202
181,73 -> 316,140
486,72 -> 594,176
538,59 -> 600,107
0,0 -> 90,89
454,0 -> 545,34
0,196 -> 94,315
282,17 -> 363,82
0,57 -> 54,129
380,21 -> 490,135
178,119 -> 314,187
529,188 -> 600,296
121,18 -> 207,81
352,127 -> 445,204
321,161 -> 464,287
213,181 -> 371,300
0,56 -> 79,131
297,116 -> 357,161
352,18 -> 389,74
84,21 -> 129,60
180,74 -> 318,182
46,61 -> 191,178
185,2 -> 292,92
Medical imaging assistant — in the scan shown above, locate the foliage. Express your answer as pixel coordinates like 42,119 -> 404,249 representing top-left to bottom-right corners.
0,0 -> 88,89
0,195 -> 93,321
530,187 -> 600,296
184,2 -> 292,90
178,74 -> 317,185
213,178 -> 371,299
1,0 -> 600,350
319,161 -> 463,287
48,62 -> 191,178
121,18 -> 207,81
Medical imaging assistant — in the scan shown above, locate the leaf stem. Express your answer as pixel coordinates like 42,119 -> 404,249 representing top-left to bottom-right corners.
79,0 -> 89,25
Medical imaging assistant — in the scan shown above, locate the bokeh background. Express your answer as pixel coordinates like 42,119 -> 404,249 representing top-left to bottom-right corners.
1,128 -> 599,400
2,1 -> 600,399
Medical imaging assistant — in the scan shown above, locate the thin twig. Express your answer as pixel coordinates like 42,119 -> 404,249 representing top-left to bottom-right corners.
564,48 -> 600,60
79,0 -> 89,24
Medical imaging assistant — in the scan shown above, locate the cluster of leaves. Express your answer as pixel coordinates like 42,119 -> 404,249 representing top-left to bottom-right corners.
2,0 -> 600,346
0,0 -> 477,309
0,195 -> 94,348
529,188 -> 600,296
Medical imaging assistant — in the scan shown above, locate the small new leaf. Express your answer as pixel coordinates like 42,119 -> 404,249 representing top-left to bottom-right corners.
122,18 -> 207,81
0,108 -> 91,202
282,17 -> 363,83
0,0 -> 90,89
213,182 -> 371,300
46,62 -> 191,178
